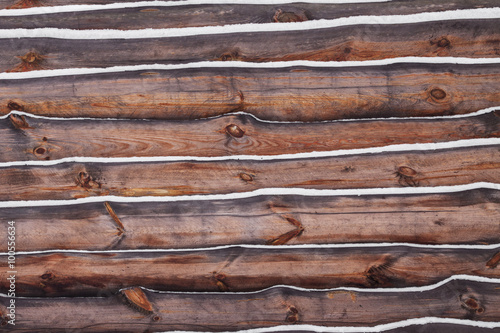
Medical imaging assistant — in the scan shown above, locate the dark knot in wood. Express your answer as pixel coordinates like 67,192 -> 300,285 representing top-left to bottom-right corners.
430,88 -> 447,100
437,37 -> 451,48
226,124 -> 245,138
395,166 -> 419,187
285,306 -> 299,323
273,9 -> 308,23
239,172 -> 253,182
7,101 -> 24,111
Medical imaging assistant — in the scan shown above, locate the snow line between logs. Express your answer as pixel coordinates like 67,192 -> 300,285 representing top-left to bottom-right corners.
0,8 -> 499,39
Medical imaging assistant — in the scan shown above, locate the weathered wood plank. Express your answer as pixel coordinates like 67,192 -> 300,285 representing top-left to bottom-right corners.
1,19 -> 499,73
0,0 -> 498,23
3,111 -> 499,161
1,247 -> 499,296
1,280 -> 499,332
1,189 -> 499,251
3,63 -> 500,120
0,145 -> 498,201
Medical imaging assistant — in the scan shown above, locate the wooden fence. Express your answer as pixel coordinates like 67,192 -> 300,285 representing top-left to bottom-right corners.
0,0 -> 499,332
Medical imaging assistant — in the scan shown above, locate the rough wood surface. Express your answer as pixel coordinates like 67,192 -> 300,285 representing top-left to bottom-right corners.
0,145 -> 498,201
1,189 -> 499,251
1,247 -> 500,297
0,0 -> 498,23
2,111 -> 499,162
3,63 -> 500,120
1,19 -> 499,72
0,280 -> 498,332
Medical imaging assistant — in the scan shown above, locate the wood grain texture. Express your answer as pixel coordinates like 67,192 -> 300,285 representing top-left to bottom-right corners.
1,19 -> 499,73
1,280 -> 499,332
0,0 -> 498,23
2,111 -> 500,162
3,63 -> 500,120
1,247 -> 499,297
1,189 -> 499,251
0,145 -> 498,201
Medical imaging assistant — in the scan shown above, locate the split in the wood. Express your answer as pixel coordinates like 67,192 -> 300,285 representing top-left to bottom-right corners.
1,279 -> 499,332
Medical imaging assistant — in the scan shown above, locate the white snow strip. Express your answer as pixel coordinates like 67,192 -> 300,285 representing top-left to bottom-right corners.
154,317 -> 500,333
1,105 -> 500,124
0,0 -> 392,17
1,57 -> 500,80
0,8 -> 499,39
138,275 -> 500,294
0,138 -> 498,167
5,240 -> 500,256
0,182 -> 498,208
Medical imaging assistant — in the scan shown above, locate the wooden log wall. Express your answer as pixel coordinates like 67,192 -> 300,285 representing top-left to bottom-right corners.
0,0 -> 499,332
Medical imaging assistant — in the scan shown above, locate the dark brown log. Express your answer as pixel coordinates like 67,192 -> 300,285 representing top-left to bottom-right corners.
1,280 -> 499,332
0,145 -> 498,201
1,19 -> 499,73
2,111 -> 499,162
2,63 -> 500,120
1,189 -> 499,251
1,247 -> 499,296
0,0 -> 498,25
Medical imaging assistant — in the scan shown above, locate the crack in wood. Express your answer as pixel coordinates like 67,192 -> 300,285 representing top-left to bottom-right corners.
266,216 -> 304,245
104,202 -> 125,237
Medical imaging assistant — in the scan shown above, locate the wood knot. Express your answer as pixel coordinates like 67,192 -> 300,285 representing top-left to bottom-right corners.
33,146 -> 50,160
239,172 -> 253,182
285,306 -> 299,323
218,50 -> 240,62
7,101 -> 24,111
9,114 -> 31,129
226,124 -> 245,138
395,166 -> 419,187
273,9 -> 308,23
9,51 -> 46,72
213,272 -> 229,291
461,295 -> 485,315
152,315 -> 161,322
437,37 -> 451,48
76,171 -> 102,190
40,272 -> 54,280
121,287 -> 154,314
430,88 -> 447,100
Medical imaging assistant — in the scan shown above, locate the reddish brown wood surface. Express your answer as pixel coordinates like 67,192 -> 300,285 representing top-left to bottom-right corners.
0,280 -> 499,332
1,19 -> 499,73
1,247 -> 499,296
0,0 -> 497,24
2,63 -> 500,120
0,145 -> 498,201
0,189 -> 499,251
2,111 -> 499,162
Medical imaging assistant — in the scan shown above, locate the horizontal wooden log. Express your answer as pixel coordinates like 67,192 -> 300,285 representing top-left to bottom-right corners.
1,0 -> 499,27
1,280 -> 499,332
1,247 -> 499,297
1,189 -> 499,251
3,111 -> 500,162
1,20 -> 499,73
2,63 -> 500,120
0,145 -> 498,201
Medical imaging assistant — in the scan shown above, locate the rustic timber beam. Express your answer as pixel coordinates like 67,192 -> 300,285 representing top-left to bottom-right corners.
2,63 -> 500,120
1,110 -> 499,162
1,19 -> 499,72
0,145 -> 498,201
0,189 -> 499,251
0,246 -> 499,296
0,280 -> 499,331
0,0 -> 498,23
